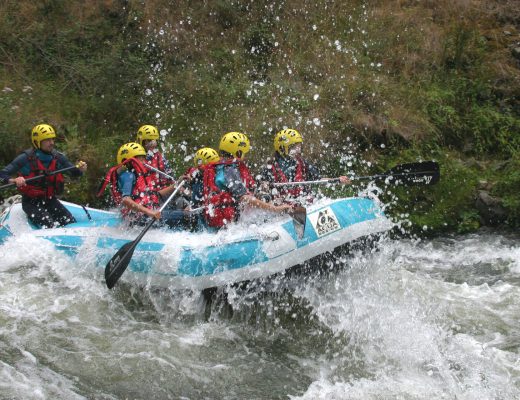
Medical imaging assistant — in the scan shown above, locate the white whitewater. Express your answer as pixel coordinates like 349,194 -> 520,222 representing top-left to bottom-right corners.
1,232 -> 519,399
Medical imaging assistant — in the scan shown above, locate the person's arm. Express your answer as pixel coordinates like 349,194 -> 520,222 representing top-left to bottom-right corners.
0,153 -> 29,186
158,183 -> 179,199
307,160 -> 350,184
306,161 -> 322,181
119,171 -> 160,219
121,197 -> 161,219
240,194 -> 292,214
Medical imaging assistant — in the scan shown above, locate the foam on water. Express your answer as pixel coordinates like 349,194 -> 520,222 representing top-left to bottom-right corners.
1,231 -> 519,399
290,234 -> 520,399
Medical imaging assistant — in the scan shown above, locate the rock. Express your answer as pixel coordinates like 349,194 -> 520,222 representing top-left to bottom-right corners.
477,180 -> 494,191
475,191 -> 507,226
463,158 -> 486,171
492,160 -> 510,171
512,47 -> 520,61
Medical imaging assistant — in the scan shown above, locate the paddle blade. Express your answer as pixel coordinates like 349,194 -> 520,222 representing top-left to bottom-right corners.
290,206 -> 307,239
105,240 -> 136,289
386,161 -> 440,186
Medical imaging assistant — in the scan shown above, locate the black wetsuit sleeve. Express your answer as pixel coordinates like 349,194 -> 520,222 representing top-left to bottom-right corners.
0,153 -> 29,184
56,152 -> 82,178
306,161 -> 321,181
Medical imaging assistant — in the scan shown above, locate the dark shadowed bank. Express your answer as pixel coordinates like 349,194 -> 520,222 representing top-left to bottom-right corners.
0,0 -> 519,233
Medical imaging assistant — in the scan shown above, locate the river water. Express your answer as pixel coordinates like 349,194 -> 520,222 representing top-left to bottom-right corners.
1,231 -> 519,399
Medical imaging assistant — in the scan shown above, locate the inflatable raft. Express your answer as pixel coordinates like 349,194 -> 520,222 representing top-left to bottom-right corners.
0,196 -> 393,290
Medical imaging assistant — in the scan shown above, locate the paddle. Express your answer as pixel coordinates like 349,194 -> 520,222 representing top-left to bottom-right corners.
144,163 -> 175,181
0,165 -> 79,191
145,162 -> 309,240
289,206 -> 307,239
104,180 -> 186,289
273,161 -> 440,188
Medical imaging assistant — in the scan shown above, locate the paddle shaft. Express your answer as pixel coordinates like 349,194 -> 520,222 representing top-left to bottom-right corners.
144,163 -> 175,181
273,178 -> 340,187
104,180 -> 186,289
0,165 -> 79,191
273,161 -> 439,187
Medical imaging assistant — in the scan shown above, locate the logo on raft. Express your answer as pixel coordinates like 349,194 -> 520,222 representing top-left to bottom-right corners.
309,207 -> 340,237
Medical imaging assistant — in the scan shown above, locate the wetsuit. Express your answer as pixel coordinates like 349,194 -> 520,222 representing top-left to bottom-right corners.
0,149 -> 82,228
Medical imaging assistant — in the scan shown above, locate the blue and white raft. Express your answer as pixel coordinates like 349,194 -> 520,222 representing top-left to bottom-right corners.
0,196 -> 393,290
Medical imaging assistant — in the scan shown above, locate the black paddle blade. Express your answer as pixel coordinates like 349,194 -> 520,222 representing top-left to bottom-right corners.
105,240 -> 136,289
385,161 -> 440,186
290,206 -> 307,239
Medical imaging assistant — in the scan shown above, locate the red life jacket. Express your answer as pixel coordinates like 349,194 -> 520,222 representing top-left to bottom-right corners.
148,151 -> 173,190
271,156 -> 306,199
18,149 -> 65,199
202,159 -> 255,228
97,158 -> 160,217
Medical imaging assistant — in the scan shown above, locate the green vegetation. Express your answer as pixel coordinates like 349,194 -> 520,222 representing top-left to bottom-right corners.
1,0 -> 519,232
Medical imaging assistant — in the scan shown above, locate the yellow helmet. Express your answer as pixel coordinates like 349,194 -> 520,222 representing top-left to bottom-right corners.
219,132 -> 250,159
194,147 -> 220,166
274,129 -> 303,156
136,125 -> 159,144
117,142 -> 146,164
31,124 -> 56,149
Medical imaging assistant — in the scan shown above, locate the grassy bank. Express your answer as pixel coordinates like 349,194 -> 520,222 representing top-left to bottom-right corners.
1,0 -> 519,231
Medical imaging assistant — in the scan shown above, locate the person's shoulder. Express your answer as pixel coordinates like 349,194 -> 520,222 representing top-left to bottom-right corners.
9,149 -> 32,165
52,150 -> 69,161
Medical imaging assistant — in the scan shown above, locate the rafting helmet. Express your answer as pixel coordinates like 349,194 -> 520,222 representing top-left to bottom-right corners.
117,142 -> 146,164
136,125 -> 159,145
193,147 -> 220,166
219,132 -> 250,159
31,124 -> 56,149
274,129 -> 303,156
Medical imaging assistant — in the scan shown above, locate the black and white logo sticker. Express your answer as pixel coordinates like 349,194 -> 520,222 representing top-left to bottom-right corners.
309,207 -> 341,237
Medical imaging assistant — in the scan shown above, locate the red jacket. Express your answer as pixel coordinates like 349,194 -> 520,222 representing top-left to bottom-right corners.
270,156 -> 306,199
147,151 -> 173,190
98,158 -> 160,218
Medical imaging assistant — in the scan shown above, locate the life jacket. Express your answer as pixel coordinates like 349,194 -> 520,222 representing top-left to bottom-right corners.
147,151 -> 173,190
271,156 -> 307,199
97,158 -> 160,218
17,149 -> 65,199
202,159 -> 255,228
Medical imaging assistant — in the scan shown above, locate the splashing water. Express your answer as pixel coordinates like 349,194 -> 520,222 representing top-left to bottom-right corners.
1,232 -> 519,399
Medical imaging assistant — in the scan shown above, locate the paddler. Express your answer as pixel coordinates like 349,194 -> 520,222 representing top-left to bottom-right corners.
200,132 -> 292,229
97,142 -> 190,229
136,124 -> 175,190
0,124 -> 87,228
258,128 -> 350,204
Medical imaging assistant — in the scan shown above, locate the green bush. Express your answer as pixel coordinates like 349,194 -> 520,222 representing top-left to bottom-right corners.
494,155 -> 520,227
